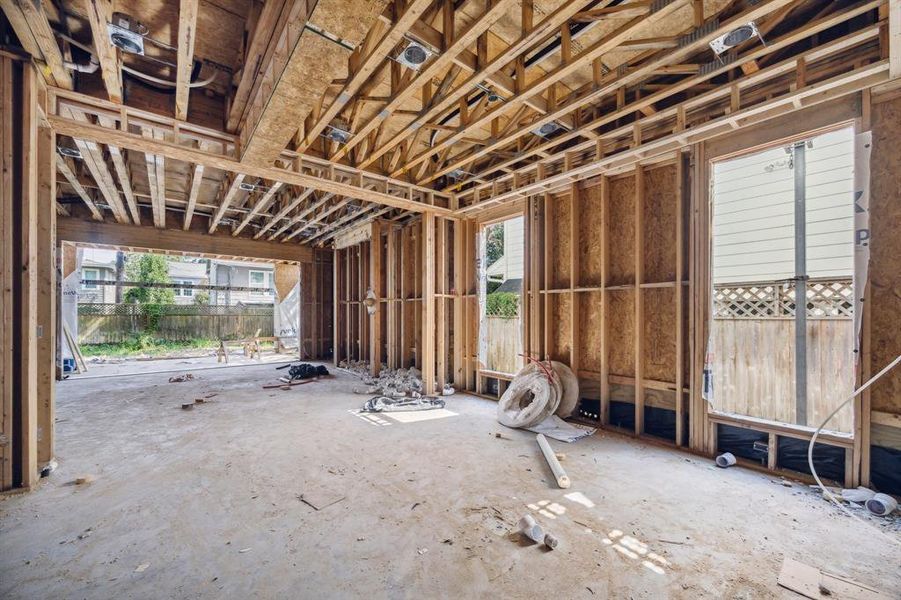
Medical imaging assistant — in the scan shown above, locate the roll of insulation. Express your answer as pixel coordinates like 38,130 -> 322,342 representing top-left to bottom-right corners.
497,365 -> 562,428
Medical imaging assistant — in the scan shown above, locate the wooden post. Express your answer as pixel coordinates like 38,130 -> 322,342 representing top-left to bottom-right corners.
36,123 -> 57,468
436,218 -> 447,389
635,166 -> 645,435
674,152 -> 685,446
421,212 -> 436,394
333,249 -> 341,366
369,220 -> 382,375
570,183 -> 580,373
453,219 -> 465,386
386,226 -> 398,370
600,176 -> 610,424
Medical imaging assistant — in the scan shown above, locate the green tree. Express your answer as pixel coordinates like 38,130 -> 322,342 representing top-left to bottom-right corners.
123,254 -> 175,305
485,223 -> 504,265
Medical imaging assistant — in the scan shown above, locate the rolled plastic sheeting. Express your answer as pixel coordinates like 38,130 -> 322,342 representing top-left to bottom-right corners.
516,361 -> 578,418
497,366 -> 562,428
551,361 -> 579,418
537,433 -> 571,489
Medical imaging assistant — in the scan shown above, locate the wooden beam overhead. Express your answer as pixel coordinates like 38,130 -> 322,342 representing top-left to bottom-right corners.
239,0 -> 388,167
452,0 -> 880,189
398,0 -> 692,181
358,0 -> 600,170
82,0 -> 122,103
175,0 -> 200,121
48,114 -> 455,216
0,0 -> 72,88
419,0 -> 799,185
209,174 -> 246,234
183,161 -> 205,231
60,108 -> 131,223
233,181 -> 284,236
226,0 -> 291,132
298,0 -> 435,152
255,188 -> 316,239
58,217 -> 313,264
330,0 -> 518,163
56,155 -> 103,221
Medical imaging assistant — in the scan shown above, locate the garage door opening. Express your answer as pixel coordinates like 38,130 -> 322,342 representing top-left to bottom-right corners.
62,244 -> 303,378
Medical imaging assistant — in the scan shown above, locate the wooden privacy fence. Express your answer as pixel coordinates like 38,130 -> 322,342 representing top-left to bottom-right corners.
711,278 -> 854,433
485,316 -> 522,375
78,303 -> 274,344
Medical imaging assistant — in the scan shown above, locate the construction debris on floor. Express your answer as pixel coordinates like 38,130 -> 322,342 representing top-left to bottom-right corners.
497,360 -> 595,443
362,396 -> 445,413
277,363 -> 331,381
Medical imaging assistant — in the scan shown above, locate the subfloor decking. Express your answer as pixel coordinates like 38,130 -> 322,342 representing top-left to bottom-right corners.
1,366 -> 898,599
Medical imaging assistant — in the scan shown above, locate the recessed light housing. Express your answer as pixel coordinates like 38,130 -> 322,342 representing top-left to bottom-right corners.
396,40 -> 434,70
709,21 -> 761,55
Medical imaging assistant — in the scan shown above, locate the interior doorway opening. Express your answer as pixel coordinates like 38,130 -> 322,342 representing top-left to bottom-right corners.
480,216 -> 525,376
708,126 -> 857,435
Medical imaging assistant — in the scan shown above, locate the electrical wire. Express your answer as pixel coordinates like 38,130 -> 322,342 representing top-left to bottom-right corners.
807,353 -> 901,547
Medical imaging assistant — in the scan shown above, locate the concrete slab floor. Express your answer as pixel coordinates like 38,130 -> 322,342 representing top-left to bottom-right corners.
1,365 -> 898,599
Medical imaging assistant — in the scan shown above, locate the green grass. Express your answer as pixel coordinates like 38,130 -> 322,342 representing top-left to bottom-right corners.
81,336 -> 222,358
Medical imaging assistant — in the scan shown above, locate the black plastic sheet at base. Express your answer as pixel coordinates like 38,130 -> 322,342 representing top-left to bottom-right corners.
870,445 -> 901,495
644,406 -> 676,442
609,400 -> 635,431
716,424 -> 769,464
777,436 -> 845,483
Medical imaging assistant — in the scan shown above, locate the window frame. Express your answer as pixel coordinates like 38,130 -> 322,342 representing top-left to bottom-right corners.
248,270 -> 269,295
82,268 -> 100,290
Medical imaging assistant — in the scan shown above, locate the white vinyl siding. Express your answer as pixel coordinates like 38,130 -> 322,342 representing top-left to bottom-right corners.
712,127 -> 854,284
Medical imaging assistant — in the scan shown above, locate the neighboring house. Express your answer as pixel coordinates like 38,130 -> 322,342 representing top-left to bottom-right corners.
208,259 -> 275,305
168,261 -> 209,305
485,216 -> 524,288
80,258 -> 116,303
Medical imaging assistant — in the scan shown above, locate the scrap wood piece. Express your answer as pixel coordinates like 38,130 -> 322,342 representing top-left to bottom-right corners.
777,558 -> 892,600
261,378 -> 319,389
298,485 -> 346,511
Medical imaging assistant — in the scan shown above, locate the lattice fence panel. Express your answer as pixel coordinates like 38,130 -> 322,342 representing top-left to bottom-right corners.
714,278 -> 852,319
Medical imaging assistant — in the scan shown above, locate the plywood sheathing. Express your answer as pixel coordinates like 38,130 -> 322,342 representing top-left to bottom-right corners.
644,287 -> 676,382
606,289 -> 635,378
643,164 -> 678,283
578,183 -> 604,287
868,96 -> 901,417
239,0 -> 388,167
607,174 -> 636,286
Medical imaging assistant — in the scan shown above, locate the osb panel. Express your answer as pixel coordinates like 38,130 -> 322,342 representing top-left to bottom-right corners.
607,174 -> 636,286
644,288 -> 676,383
643,164 -> 678,283
607,290 -> 635,377
578,182 -> 604,287
577,292 -> 603,373
869,97 -> 901,415
550,293 -> 572,363
551,193 -> 572,289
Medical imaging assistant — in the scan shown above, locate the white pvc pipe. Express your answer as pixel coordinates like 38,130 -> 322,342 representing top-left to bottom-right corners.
715,452 -> 737,468
518,514 -> 544,543
537,433 -> 571,489
866,493 -> 898,517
